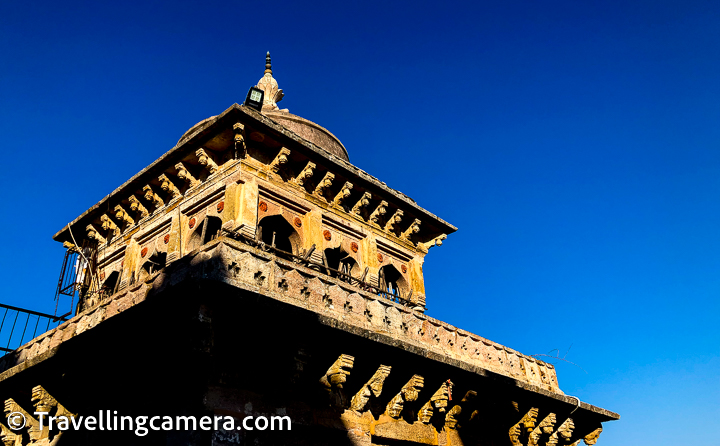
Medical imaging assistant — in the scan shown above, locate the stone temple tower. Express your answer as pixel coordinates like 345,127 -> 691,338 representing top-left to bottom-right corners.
0,54 -> 618,445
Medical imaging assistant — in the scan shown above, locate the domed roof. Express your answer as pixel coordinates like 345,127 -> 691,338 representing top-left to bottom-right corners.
264,110 -> 348,161
177,53 -> 348,161
178,115 -> 217,145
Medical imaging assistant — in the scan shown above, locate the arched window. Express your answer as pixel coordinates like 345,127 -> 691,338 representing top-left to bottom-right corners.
204,216 -> 222,243
99,271 -> 120,299
137,252 -> 167,283
378,264 -> 409,300
187,216 -> 224,252
323,247 -> 359,283
257,215 -> 301,258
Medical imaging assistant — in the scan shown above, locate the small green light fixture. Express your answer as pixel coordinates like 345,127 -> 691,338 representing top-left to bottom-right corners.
244,87 -> 264,111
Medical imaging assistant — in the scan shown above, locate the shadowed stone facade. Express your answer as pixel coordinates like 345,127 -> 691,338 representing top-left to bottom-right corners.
0,55 -> 618,445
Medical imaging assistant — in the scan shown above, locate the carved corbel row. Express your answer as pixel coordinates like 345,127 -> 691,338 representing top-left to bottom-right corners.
385,374 -> 424,418
158,174 -> 182,200
175,162 -> 200,188
349,365 -> 392,412
100,214 -> 120,238
128,195 -> 149,219
196,148 -> 218,174
295,161 -> 316,187
143,185 -> 165,210
113,205 -> 135,228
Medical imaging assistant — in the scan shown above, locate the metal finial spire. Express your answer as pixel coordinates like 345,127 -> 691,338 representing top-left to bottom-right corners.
265,52 -> 272,75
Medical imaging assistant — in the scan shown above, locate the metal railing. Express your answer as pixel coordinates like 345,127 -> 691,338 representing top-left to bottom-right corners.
0,304 -> 70,356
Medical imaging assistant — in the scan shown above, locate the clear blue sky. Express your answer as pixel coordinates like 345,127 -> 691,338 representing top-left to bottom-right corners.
1,0 -> 718,444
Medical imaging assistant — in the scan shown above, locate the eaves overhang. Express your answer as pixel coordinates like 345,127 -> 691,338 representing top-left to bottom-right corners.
53,104 -> 457,242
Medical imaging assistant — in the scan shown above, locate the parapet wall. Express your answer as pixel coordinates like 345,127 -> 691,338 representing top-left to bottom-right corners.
0,238 -> 564,396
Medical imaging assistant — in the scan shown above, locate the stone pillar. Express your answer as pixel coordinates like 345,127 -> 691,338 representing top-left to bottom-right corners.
166,213 -> 183,263
232,178 -> 258,239
407,257 -> 426,308
119,238 -> 141,289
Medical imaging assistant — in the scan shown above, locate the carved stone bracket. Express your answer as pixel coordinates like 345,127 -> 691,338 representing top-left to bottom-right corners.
143,185 -> 165,210
113,205 -> 135,228
528,413 -> 556,446
349,365 -> 391,412
547,418 -> 575,446
401,219 -> 421,243
295,161 -> 316,187
369,200 -> 388,228
233,122 -> 246,158
32,385 -> 75,420
270,147 -> 291,174
100,214 -> 120,238
444,391 -> 477,430
0,422 -> 19,446
351,192 -> 372,217
418,380 -> 452,424
196,148 -> 218,174
385,374 -> 424,418
509,407 -> 539,446
319,354 -> 354,407
86,224 -> 106,245
384,209 -> 403,233
175,162 -> 200,188
584,427 -> 602,445
4,398 -> 40,442
314,172 -> 335,199
159,174 -> 182,200
128,195 -> 149,219
420,234 -> 447,253
332,181 -> 353,209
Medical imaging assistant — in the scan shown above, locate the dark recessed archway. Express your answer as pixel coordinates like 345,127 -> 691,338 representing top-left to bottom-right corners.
257,215 -> 301,258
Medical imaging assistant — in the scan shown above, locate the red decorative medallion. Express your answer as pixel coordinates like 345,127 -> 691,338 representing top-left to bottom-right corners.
377,253 -> 384,263
259,201 -> 268,212
217,201 -> 224,212
189,217 -> 196,229
351,242 -> 359,253
141,247 -> 148,258
401,265 -> 407,274
294,217 -> 302,228
323,230 -> 332,241
164,234 -> 170,244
